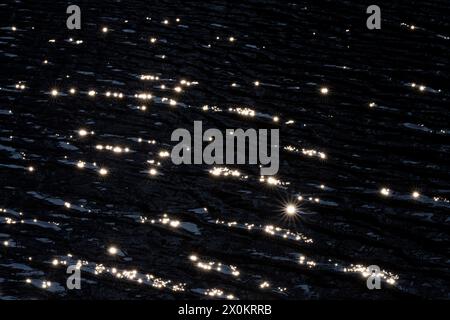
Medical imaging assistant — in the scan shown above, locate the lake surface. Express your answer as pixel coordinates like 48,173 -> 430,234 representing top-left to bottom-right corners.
0,0 -> 449,299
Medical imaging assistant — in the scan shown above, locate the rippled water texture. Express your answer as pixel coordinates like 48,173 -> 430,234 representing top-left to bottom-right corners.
0,0 -> 449,299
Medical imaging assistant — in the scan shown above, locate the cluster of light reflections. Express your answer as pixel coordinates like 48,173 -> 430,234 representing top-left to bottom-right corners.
189,255 -> 240,277
213,218 -> 313,244
47,255 -> 186,293
95,144 -> 131,154
32,75 -> 342,136
201,288 -> 235,300
209,167 -> 245,178
345,264 -> 398,285
284,145 -> 327,160
138,214 -> 201,236
229,107 -> 256,117
259,175 -> 289,187
1,207 -> 61,229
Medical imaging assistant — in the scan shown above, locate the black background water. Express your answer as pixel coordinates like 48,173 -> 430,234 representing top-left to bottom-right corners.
0,0 -> 449,299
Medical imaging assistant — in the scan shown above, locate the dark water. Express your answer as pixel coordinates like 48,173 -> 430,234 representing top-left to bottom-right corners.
0,0 -> 449,299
